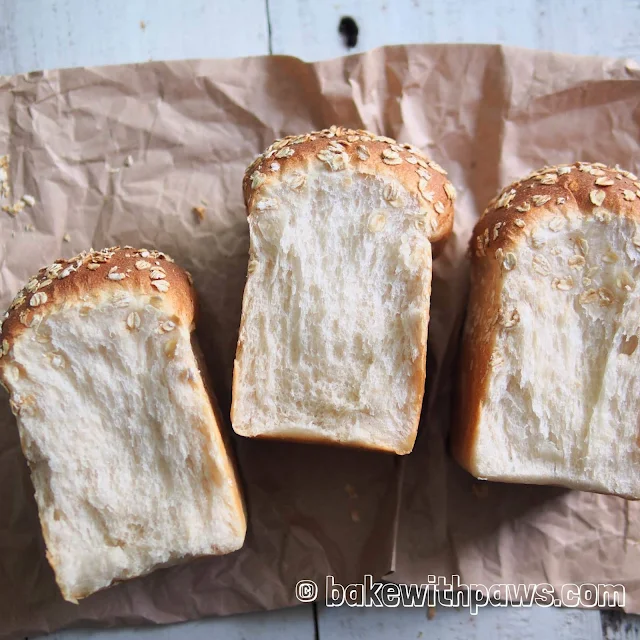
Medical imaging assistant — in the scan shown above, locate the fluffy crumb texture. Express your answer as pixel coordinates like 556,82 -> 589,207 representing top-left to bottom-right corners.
0,247 -> 246,602
232,126 -> 455,454
453,162 -> 640,499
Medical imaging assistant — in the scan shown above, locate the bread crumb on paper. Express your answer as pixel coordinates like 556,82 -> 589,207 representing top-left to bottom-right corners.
124,155 -> 134,167
0,154 -> 10,199
140,20 -> 146,30
2,201 -> 25,216
193,205 -> 206,222
63,233 -> 71,243
24,223 -> 34,232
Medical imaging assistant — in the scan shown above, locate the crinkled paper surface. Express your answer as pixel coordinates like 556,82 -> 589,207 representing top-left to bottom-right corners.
0,44 -> 639,638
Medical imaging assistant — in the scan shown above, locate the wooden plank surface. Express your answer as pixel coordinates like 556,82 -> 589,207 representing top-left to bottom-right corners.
0,0 -> 270,75
47,605 -> 316,640
269,0 -> 640,61
2,0 -> 639,77
317,603 -> 604,640
601,611 -> 640,640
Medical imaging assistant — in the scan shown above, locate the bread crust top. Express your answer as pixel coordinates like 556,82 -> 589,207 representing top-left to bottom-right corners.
243,125 -> 455,245
0,246 -> 195,371
471,162 -> 640,261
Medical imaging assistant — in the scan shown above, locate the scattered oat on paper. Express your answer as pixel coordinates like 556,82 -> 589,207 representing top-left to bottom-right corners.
193,205 -> 206,221
0,157 -> 30,217
0,155 -> 10,199
3,201 -> 25,216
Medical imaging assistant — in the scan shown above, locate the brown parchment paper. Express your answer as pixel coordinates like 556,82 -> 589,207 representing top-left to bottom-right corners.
0,44 -> 639,637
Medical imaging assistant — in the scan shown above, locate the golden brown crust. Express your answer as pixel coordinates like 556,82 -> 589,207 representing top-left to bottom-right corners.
243,125 -> 455,245
454,161 -> 640,478
471,162 -> 640,262
451,262 -> 502,474
0,246 -> 195,372
245,428 -> 408,455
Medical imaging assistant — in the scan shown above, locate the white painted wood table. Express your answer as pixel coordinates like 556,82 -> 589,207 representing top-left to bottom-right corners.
1,1 -> 640,638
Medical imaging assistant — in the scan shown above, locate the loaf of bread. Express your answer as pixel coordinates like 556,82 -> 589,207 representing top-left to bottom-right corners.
231,127 -> 455,454
0,247 -> 246,602
453,162 -> 640,498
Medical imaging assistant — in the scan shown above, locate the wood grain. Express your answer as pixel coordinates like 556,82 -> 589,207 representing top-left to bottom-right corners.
0,0 -> 270,74
48,605 -> 316,639
318,602 -> 605,640
269,0 -> 640,61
